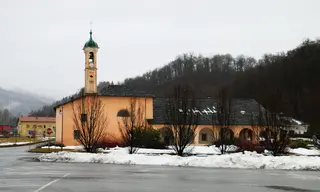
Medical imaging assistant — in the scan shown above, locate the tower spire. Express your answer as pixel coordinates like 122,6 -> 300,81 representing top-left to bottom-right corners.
83,23 -> 99,49
83,23 -> 98,95
90,22 -> 93,38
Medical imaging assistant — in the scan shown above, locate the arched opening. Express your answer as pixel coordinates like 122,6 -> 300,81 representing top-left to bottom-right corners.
198,128 -> 214,144
160,127 -> 174,145
239,128 -> 253,141
260,128 -> 271,140
221,128 -> 234,141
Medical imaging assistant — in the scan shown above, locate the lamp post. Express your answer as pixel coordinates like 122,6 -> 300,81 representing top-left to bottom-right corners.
33,124 -> 36,144
59,106 -> 64,151
15,124 -> 20,145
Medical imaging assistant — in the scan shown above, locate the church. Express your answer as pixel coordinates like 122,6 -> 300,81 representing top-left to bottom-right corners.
54,30 -> 297,146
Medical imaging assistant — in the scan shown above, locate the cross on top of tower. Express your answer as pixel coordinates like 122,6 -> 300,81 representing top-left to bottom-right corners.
83,28 -> 99,50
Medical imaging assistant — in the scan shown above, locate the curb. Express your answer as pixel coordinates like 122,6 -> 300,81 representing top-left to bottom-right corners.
0,140 -> 55,148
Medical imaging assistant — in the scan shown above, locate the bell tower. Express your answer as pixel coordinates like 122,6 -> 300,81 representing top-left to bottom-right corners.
83,29 -> 99,94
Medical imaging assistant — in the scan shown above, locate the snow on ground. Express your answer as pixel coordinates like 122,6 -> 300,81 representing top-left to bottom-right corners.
38,149 -> 320,170
290,137 -> 313,141
41,146 -> 84,150
40,137 -> 56,141
288,148 -> 320,156
40,145 -> 237,155
291,118 -> 302,125
103,145 -> 238,155
0,142 -> 30,146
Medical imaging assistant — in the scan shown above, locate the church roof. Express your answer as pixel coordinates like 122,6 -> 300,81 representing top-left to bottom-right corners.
83,30 -> 99,49
148,98 -> 265,125
53,85 -> 154,110
99,85 -> 154,97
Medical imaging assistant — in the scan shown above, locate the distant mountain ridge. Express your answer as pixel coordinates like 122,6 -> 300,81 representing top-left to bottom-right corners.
0,87 -> 53,116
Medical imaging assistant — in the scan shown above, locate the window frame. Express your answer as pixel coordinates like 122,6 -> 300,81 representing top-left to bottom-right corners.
201,133 -> 207,141
74,130 -> 80,140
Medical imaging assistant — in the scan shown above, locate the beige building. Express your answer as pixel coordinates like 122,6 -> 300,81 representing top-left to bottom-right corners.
54,30 -> 265,146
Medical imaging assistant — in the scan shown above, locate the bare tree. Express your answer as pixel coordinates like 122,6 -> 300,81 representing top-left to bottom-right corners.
213,87 -> 234,154
249,114 -> 260,144
250,103 -> 266,144
118,98 -> 145,154
258,109 -> 291,156
258,88 -> 292,156
72,94 -> 108,153
165,84 -> 199,156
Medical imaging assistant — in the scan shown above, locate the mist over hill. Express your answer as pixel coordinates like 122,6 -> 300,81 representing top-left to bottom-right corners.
0,87 -> 53,116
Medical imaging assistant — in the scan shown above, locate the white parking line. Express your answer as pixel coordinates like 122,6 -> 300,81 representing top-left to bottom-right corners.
34,173 -> 70,192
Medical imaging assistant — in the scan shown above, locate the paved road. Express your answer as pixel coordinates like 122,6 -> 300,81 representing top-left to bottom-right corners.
0,146 -> 320,192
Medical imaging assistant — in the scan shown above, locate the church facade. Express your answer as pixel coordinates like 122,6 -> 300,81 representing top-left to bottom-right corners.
54,31 -> 270,146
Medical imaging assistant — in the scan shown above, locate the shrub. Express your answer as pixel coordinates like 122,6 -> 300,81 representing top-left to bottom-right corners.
236,140 -> 265,153
289,140 -> 310,149
254,145 -> 265,154
97,127 -> 167,150
213,138 -> 237,147
235,140 -> 255,151
235,139 -> 265,154
134,127 -> 167,149
0,130 -> 10,138
96,138 -> 122,149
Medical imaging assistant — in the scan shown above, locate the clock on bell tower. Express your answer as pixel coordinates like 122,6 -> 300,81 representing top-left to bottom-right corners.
83,29 -> 99,95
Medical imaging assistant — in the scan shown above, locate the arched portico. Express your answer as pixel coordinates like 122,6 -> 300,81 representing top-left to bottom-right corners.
239,128 -> 253,141
198,127 -> 214,144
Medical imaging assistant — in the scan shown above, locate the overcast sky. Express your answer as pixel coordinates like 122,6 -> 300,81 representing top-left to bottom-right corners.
1,0 -> 320,100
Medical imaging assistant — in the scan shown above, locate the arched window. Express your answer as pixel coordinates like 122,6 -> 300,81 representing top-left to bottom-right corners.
117,109 -> 129,117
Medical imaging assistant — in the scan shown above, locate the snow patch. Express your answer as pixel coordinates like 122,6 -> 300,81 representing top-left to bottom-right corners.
288,148 -> 320,156
38,150 -> 320,170
41,145 -> 84,150
291,118 -> 302,125
290,137 -> 312,141
102,145 -> 237,155
0,142 -> 30,146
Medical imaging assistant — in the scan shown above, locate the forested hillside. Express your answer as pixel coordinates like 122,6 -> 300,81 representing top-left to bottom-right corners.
0,108 -> 18,126
30,40 -> 320,133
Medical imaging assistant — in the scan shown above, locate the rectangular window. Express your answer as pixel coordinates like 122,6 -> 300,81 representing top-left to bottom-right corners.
74,130 -> 80,140
44,125 -> 46,128
26,125 -> 30,128
38,125 -> 42,128
201,133 -> 207,141
81,114 -> 87,122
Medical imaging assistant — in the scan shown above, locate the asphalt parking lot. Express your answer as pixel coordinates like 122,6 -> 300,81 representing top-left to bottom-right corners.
0,146 -> 320,192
